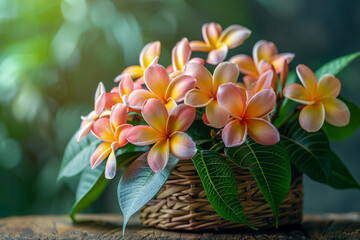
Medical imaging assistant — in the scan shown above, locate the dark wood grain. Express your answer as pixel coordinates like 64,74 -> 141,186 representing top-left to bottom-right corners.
0,213 -> 359,239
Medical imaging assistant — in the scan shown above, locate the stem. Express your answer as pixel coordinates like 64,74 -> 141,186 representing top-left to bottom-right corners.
209,141 -> 224,152
277,106 -> 302,128
271,93 -> 285,123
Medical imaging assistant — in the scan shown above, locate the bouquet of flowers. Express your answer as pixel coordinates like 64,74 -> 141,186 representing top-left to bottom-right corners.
59,22 -> 360,233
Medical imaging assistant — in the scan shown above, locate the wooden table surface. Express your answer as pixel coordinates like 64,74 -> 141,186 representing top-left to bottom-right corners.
0,213 -> 359,239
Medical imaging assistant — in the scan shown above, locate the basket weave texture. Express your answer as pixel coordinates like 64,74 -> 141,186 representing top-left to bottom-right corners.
140,158 -> 303,231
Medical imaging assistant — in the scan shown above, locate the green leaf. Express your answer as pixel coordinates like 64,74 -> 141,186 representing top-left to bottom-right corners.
327,151 -> 360,189
118,152 -> 179,236
69,162 -> 108,221
322,96 -> 360,141
58,132 -> 101,181
315,51 -> 360,79
69,149 -> 144,221
280,120 -> 331,183
225,139 -> 291,227
192,150 -> 256,230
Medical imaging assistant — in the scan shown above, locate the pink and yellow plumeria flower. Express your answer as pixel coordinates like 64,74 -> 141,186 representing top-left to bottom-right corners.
126,98 -> 197,172
230,40 -> 294,90
119,41 -> 161,84
167,38 -> 204,78
217,83 -> 280,147
184,61 -> 239,128
190,22 -> 251,65
90,103 -> 132,179
283,64 -> 350,132
76,82 -> 110,143
105,74 -> 142,111
127,59 -> 196,112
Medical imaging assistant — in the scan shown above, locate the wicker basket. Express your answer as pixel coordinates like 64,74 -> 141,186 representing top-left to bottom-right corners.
140,158 -> 303,231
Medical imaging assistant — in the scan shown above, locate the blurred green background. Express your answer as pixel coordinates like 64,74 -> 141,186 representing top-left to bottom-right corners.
0,0 -> 359,217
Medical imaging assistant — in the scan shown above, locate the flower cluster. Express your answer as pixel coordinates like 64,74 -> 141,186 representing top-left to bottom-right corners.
77,22 -> 350,179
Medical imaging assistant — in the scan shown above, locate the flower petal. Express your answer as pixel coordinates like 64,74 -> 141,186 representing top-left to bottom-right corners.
120,65 -> 144,79
105,93 -> 122,110
147,139 -> 169,172
202,22 -> 222,48
110,103 -> 128,131
115,124 -> 132,148
95,92 -> 106,117
317,74 -> 341,99
243,75 -> 258,91
321,97 -> 350,127
76,121 -> 93,143
280,59 -> 289,91
219,24 -> 251,49
169,132 -> 197,159
144,63 -> 170,100
126,125 -> 166,146
229,54 -> 258,77
269,53 -> 295,73
90,142 -> 112,169
252,69 -> 273,94
142,98 -> 168,134
299,102 -> 325,132
184,89 -> 213,107
167,104 -> 196,134
212,62 -> 240,94
91,118 -> 115,142
119,74 -> 134,98
165,74 -> 196,102
253,40 -> 278,65
244,89 -> 276,118
140,41 -> 161,69
95,82 -> 106,102
189,41 -> 211,52
206,99 -> 230,128
188,57 -> 205,65
283,83 -> 313,105
296,64 -> 318,99
246,118 -> 280,145
127,89 -> 157,110
105,143 -> 118,179
206,44 -> 228,65
184,63 -> 213,95
172,38 -> 191,71
217,83 -> 246,118
165,97 -> 177,113
222,119 -> 247,147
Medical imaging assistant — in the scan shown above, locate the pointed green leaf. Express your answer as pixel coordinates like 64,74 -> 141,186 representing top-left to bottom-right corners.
58,132 -> 101,181
322,96 -> 360,141
118,152 -> 179,236
280,120 -> 331,183
225,139 -> 291,227
315,51 -> 360,79
327,151 -> 360,189
69,149 -> 144,221
69,162 -> 108,221
192,150 -> 256,230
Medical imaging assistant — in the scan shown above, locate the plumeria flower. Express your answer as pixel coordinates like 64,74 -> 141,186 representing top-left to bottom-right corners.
126,98 -> 197,172
90,103 -> 132,179
167,38 -> 204,78
118,41 -> 161,84
184,62 -> 239,128
230,40 -> 294,91
76,82 -> 110,143
217,83 -> 280,147
283,64 -> 350,132
127,59 -> 196,112
105,74 -> 142,110
190,22 -> 251,65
